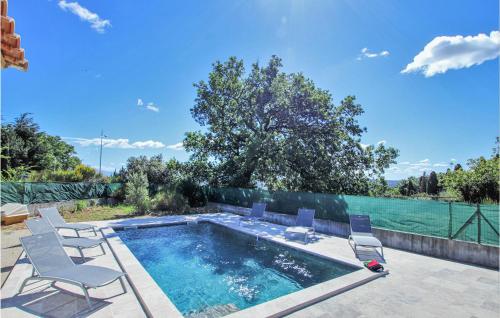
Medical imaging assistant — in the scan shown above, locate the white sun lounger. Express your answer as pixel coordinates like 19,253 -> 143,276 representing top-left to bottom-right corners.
38,207 -> 98,237
25,217 -> 106,258
19,232 -> 126,308
348,214 -> 384,258
285,208 -> 316,243
239,203 -> 267,225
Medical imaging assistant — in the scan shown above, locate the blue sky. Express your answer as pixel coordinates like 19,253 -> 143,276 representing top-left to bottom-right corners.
2,0 -> 499,179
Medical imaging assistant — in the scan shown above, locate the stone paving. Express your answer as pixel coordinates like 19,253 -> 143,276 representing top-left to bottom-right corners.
1,228 -> 145,317
1,213 -> 499,318
1,228 -> 29,287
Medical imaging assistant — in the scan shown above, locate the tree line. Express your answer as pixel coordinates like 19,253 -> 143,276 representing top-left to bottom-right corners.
2,56 -> 498,204
1,113 -> 104,182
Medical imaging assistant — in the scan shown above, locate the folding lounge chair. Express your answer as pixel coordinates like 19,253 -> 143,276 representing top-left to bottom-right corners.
239,203 -> 267,225
19,232 -> 126,308
348,214 -> 384,258
26,218 -> 106,258
39,207 -> 97,237
285,208 -> 316,243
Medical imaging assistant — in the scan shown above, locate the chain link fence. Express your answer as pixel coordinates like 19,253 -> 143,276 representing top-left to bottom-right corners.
207,187 -> 499,246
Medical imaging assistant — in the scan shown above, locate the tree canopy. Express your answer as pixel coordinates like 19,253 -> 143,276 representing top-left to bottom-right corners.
184,56 -> 399,194
1,113 -> 82,179
0,113 -> 108,182
442,155 -> 499,203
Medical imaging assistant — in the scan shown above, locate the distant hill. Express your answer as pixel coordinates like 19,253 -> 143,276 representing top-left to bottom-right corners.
387,180 -> 400,188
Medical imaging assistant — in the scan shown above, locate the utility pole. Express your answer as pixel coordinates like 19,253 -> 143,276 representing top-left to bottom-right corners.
99,130 -> 107,175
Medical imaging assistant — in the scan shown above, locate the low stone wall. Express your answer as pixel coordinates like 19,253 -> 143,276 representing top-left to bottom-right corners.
208,202 -> 499,269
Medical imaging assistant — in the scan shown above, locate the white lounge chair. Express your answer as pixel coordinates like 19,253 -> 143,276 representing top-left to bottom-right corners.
25,217 -> 106,258
38,207 -> 98,237
239,203 -> 267,226
348,214 -> 384,258
285,208 -> 316,243
19,232 -> 126,308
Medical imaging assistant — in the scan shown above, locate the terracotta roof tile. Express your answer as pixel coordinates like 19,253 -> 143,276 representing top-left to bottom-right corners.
1,0 -> 28,71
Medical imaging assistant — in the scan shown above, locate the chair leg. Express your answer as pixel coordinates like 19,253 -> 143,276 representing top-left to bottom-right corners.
100,243 -> 106,255
76,229 -> 80,237
18,277 -> 34,293
78,247 -> 84,258
119,276 -> 127,293
92,227 -> 97,237
80,284 -> 92,308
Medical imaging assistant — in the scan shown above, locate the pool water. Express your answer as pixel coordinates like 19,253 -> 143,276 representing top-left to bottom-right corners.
117,222 -> 357,317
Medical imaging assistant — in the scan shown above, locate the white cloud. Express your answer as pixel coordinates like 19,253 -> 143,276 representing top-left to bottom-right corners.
450,158 -> 457,162
433,162 -> 448,167
385,158 -> 455,179
419,167 -> 432,172
137,98 -> 159,112
146,103 -> 160,112
402,31 -> 500,77
131,140 -> 165,148
58,0 -> 111,33
376,140 -> 386,146
64,137 -> 165,149
357,48 -> 390,60
166,142 -> 184,151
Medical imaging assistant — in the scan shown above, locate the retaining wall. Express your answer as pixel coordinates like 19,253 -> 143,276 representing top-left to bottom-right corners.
209,202 -> 499,269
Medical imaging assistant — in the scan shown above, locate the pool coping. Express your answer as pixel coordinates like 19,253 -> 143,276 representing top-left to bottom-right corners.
102,214 -> 388,318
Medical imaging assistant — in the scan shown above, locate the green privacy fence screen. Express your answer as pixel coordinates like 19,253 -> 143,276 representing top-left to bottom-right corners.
0,182 -> 122,205
207,187 -> 499,246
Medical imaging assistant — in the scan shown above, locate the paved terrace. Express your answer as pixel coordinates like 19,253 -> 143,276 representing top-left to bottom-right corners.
1,213 -> 499,317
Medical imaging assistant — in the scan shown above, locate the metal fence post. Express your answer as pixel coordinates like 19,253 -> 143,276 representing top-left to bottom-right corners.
448,201 -> 452,239
477,203 -> 481,244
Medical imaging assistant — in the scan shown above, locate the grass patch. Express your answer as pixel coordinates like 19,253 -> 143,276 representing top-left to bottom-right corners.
61,204 -> 139,222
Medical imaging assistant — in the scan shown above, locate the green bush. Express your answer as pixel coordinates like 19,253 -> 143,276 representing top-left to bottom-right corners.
125,172 -> 150,214
110,185 -> 126,202
75,200 -> 88,211
151,190 -> 189,214
177,178 -> 207,207
27,164 -> 107,182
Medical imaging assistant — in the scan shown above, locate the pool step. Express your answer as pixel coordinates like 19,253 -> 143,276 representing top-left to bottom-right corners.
186,303 -> 239,318
186,217 -> 199,225
123,225 -> 138,230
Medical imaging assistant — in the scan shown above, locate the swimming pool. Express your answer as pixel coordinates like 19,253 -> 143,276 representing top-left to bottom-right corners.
116,222 -> 359,317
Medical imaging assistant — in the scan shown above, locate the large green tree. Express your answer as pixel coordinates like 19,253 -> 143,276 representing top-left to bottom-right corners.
117,154 -> 169,185
442,155 -> 499,203
427,171 -> 439,195
1,113 -> 81,175
184,56 -> 399,194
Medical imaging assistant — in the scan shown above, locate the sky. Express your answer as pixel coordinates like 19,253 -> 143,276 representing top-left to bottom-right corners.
1,0 -> 499,180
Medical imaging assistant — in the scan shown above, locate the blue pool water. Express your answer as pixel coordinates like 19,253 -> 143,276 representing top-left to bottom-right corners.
117,222 -> 357,317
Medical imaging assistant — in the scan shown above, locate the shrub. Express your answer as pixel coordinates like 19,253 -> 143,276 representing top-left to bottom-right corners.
27,164 -> 107,182
75,200 -> 88,211
125,172 -> 150,214
177,178 -> 207,207
73,164 -> 98,181
151,190 -> 189,214
110,185 -> 126,202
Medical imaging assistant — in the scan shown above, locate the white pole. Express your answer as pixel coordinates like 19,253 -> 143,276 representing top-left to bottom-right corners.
99,129 -> 103,175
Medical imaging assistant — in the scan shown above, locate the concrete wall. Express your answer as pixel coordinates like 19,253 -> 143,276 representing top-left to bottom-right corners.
208,202 -> 499,269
